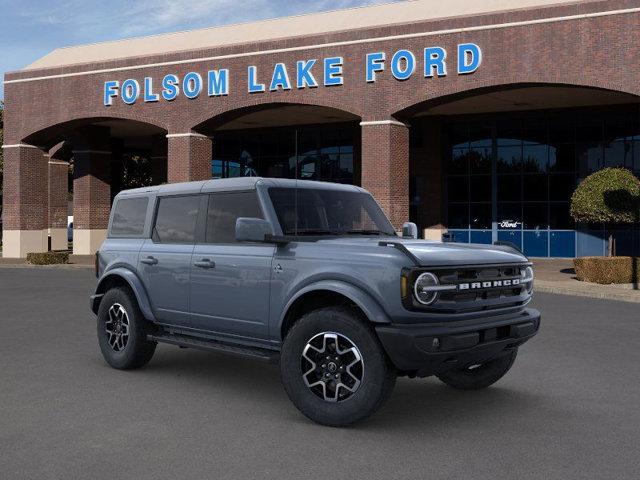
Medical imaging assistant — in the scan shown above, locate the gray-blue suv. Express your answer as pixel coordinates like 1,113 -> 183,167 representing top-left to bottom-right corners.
91,177 -> 540,426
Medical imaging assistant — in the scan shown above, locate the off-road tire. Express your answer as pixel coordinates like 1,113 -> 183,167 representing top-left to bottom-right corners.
280,306 -> 396,427
97,287 -> 157,369
436,349 -> 518,390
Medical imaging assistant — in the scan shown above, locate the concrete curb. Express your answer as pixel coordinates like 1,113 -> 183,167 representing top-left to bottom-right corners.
535,280 -> 640,304
0,263 -> 93,270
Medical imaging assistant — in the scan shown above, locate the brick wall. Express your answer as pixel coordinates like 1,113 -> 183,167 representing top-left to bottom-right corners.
2,146 -> 48,230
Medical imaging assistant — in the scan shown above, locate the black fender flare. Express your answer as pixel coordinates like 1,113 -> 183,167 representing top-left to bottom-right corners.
279,279 -> 391,335
92,268 -> 156,322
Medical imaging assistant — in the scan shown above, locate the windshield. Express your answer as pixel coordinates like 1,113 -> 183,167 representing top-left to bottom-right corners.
268,187 -> 396,236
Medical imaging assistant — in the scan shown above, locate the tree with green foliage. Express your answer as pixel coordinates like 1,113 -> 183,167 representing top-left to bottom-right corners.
570,167 -> 640,255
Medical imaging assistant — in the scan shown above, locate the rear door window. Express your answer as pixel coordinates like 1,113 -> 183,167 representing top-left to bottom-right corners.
205,192 -> 263,244
110,197 -> 149,236
153,195 -> 200,244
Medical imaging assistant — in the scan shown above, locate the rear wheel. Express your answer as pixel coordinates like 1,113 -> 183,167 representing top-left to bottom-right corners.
97,287 -> 157,369
436,349 -> 518,390
280,307 -> 396,427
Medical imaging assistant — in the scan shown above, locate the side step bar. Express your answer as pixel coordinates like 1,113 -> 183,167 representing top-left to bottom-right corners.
148,332 -> 279,364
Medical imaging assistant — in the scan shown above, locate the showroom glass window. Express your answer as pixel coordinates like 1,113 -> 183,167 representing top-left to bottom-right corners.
211,123 -> 358,185
444,105 -> 640,257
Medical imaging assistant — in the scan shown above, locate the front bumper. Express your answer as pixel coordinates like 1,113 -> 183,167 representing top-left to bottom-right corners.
376,308 -> 540,377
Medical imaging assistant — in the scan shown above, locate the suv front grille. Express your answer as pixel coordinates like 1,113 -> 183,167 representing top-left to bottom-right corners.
406,263 -> 531,314
438,265 -> 525,304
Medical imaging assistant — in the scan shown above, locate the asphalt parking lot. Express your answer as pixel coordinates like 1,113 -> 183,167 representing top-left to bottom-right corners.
1,267 -> 639,480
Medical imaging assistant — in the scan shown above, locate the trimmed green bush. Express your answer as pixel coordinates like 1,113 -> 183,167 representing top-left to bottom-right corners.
27,251 -> 70,265
574,256 -> 640,284
570,168 -> 640,224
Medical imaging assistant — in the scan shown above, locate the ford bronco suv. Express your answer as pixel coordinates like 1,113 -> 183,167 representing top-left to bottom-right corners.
91,178 -> 540,426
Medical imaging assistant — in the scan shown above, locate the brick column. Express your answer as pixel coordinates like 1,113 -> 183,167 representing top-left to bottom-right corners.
70,126 -> 111,255
167,133 -> 212,183
360,120 -> 410,230
1,144 -> 49,257
48,159 -> 69,251
151,134 -> 168,184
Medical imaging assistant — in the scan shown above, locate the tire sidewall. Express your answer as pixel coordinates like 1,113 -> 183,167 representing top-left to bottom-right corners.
97,288 -> 146,369
280,308 -> 394,426
437,349 -> 518,390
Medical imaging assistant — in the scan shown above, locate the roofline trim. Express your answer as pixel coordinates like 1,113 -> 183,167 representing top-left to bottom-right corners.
165,133 -> 212,139
4,6 -> 639,86
1,143 -> 42,149
360,120 -> 409,127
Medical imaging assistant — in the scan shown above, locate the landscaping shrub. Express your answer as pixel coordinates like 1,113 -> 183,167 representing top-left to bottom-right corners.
573,256 -> 640,284
570,168 -> 640,224
27,251 -> 69,265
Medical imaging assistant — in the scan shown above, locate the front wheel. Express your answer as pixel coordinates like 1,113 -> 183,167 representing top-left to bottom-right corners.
97,287 -> 157,370
436,349 -> 518,390
280,307 -> 396,427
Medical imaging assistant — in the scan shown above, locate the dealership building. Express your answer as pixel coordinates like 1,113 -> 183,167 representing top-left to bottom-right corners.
3,0 -> 640,257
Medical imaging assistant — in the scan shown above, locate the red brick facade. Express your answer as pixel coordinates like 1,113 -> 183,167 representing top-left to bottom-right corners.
2,0 -> 640,254
48,160 -> 68,229
361,122 -> 410,228
167,134 -> 213,183
3,146 -> 48,230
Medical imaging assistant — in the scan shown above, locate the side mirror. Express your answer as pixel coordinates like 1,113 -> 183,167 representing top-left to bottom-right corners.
235,217 -> 273,243
402,222 -> 418,239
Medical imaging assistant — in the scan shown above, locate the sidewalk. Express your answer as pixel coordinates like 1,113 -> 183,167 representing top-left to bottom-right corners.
532,258 -> 640,304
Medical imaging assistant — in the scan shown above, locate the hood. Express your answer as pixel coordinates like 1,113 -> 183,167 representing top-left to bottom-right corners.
315,237 -> 528,266
392,239 -> 528,266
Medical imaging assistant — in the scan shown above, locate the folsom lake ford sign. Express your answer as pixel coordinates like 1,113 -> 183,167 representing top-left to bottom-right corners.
103,43 -> 482,106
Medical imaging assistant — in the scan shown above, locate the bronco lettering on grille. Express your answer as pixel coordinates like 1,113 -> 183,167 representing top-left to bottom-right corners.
458,278 -> 521,290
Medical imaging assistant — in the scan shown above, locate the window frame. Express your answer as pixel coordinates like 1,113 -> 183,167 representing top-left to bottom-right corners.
150,193 -> 206,245
107,196 -> 150,239
200,190 -> 265,245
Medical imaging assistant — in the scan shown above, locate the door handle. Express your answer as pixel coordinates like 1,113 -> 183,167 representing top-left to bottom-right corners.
194,258 -> 215,269
140,256 -> 158,265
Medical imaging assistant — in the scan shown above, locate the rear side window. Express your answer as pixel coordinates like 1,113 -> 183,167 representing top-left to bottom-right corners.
205,192 -> 262,243
110,197 -> 148,236
153,195 -> 200,244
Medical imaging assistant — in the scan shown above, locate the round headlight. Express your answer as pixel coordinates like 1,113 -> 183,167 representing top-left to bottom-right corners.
414,272 -> 439,305
522,266 -> 534,293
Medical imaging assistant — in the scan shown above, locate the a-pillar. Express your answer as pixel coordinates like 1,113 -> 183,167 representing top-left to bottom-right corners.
1,143 -> 49,257
72,127 -> 111,255
166,132 -> 212,183
151,134 -> 168,184
48,155 -> 69,251
360,120 -> 410,230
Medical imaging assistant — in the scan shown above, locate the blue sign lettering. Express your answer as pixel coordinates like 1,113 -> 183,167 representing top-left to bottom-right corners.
144,77 -> 159,102
161,74 -> 179,101
270,63 -> 292,91
324,57 -> 343,86
366,52 -> 385,83
208,69 -> 229,96
457,43 -> 482,74
102,44 -> 482,105
296,59 -> 318,89
424,47 -> 447,77
121,79 -> 140,104
247,66 -> 265,93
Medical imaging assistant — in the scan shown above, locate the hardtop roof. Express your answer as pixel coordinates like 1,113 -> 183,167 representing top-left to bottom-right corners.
115,177 -> 364,198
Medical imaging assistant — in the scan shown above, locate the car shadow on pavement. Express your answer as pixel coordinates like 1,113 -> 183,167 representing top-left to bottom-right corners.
119,345 -> 544,431
366,378 -> 542,432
